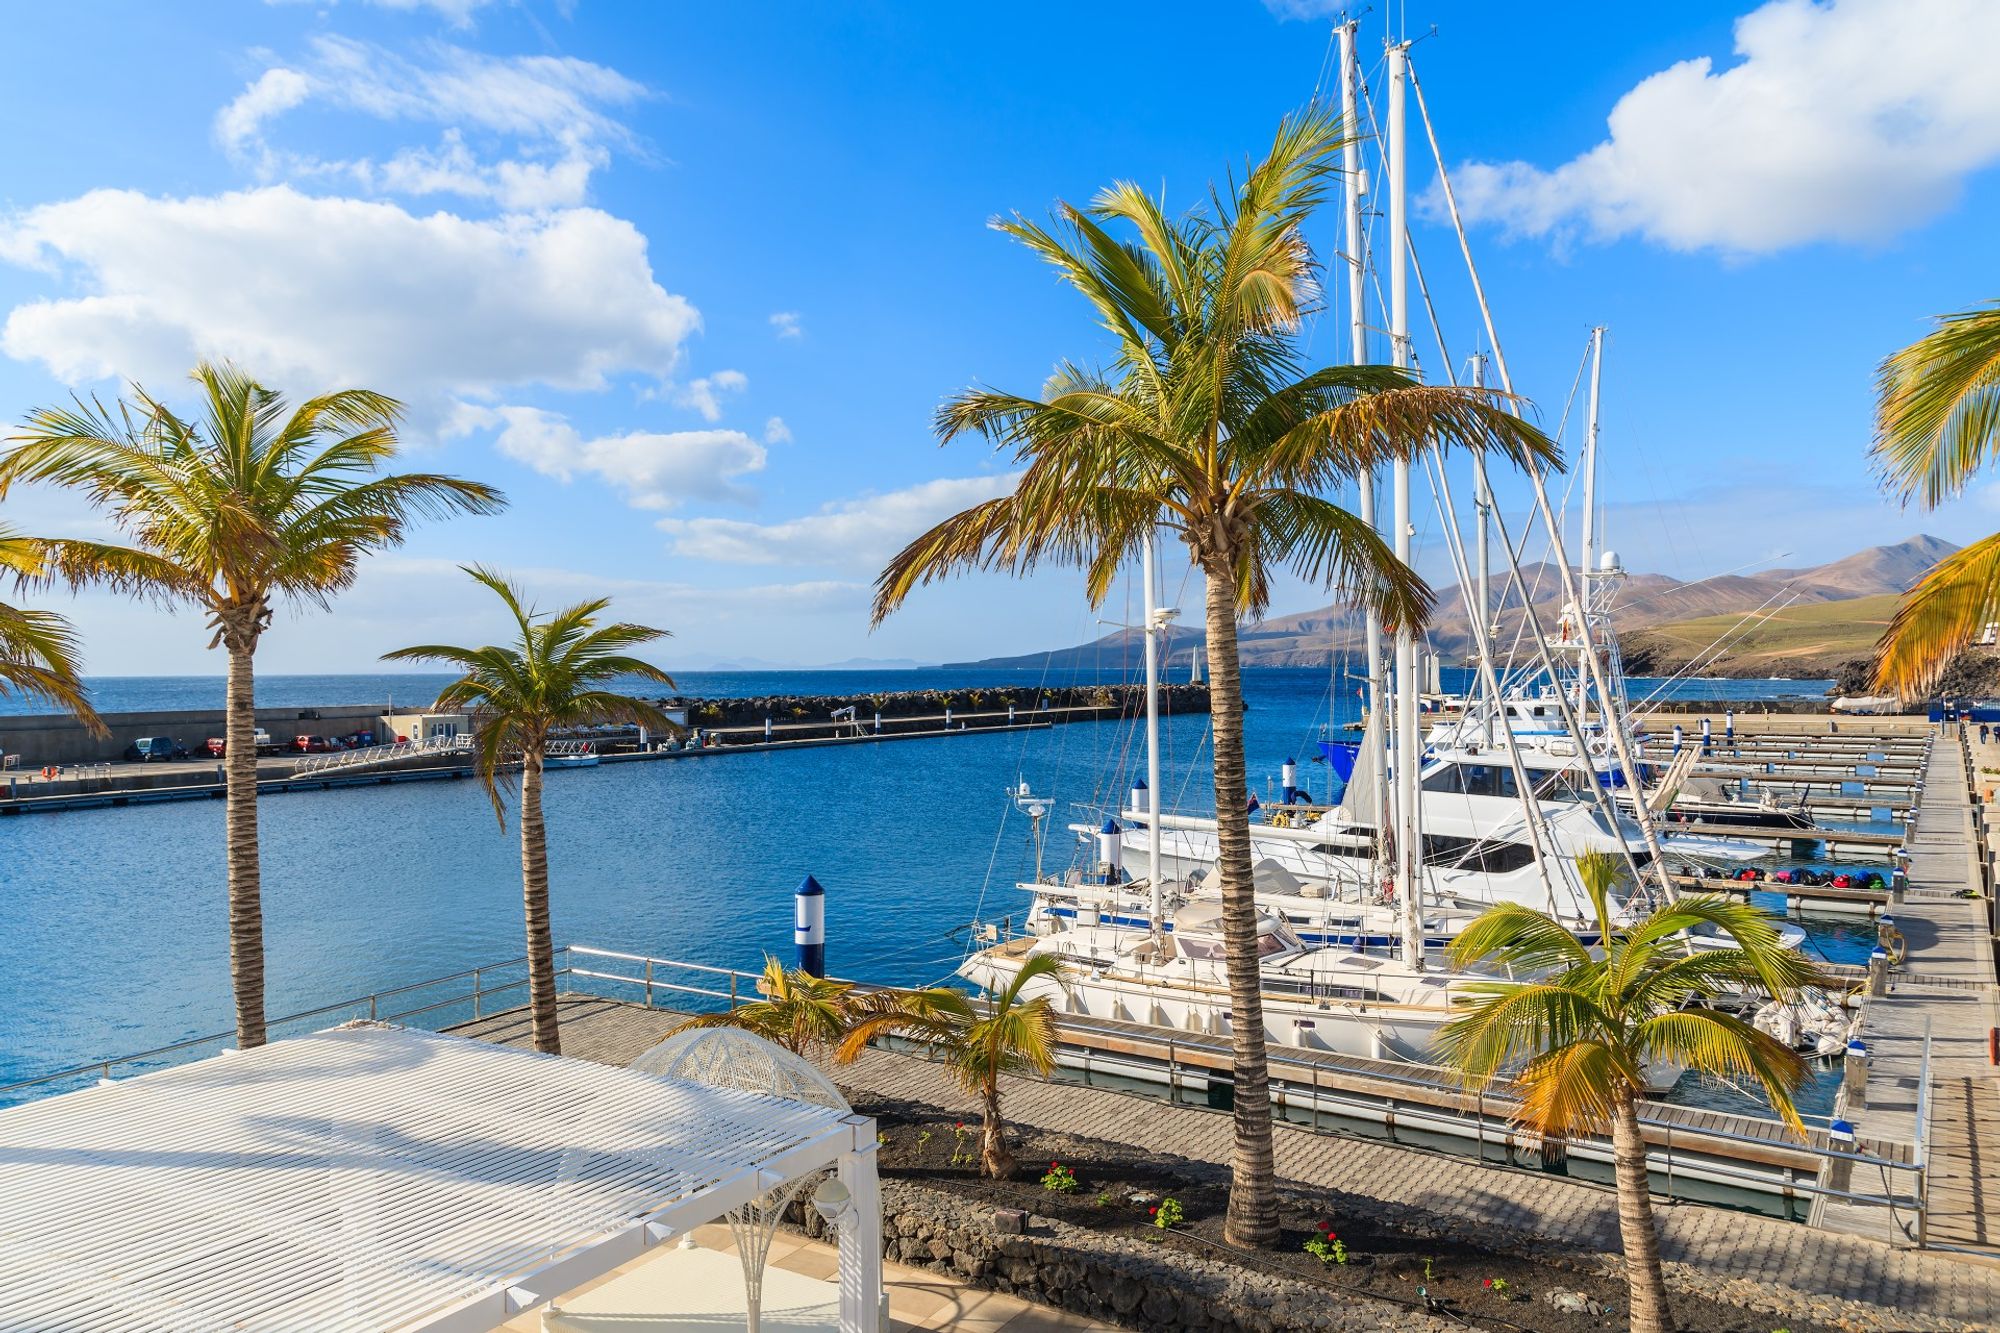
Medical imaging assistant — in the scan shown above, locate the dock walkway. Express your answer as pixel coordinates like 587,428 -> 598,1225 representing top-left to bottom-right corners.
456,996 -> 1999,1329
1818,728 -> 2000,1257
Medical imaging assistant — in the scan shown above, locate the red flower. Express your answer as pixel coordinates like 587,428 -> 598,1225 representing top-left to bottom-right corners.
1482,1279 -> 1493,1289
1149,1207 -> 1158,1215
1050,1161 -> 1058,1169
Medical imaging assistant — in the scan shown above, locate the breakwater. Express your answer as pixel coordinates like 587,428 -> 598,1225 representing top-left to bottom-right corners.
670,682 -> 1212,741
0,682 -> 1212,814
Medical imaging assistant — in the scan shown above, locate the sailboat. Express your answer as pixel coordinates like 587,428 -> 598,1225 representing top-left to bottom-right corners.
953,31 -> 1704,1093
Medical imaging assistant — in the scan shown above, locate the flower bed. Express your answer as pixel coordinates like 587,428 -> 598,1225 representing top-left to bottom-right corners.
860,1095 -> 1855,1333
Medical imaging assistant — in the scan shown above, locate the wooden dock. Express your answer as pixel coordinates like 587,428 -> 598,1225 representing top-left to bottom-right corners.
1814,728 -> 2000,1256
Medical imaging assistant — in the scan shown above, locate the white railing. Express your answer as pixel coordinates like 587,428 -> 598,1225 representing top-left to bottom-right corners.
293,733 -> 472,776
544,739 -> 597,757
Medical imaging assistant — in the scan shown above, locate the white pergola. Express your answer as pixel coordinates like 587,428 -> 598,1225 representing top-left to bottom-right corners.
0,1024 -> 882,1332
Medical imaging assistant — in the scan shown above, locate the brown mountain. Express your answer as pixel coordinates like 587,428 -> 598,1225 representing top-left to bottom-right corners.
947,535 -> 1957,673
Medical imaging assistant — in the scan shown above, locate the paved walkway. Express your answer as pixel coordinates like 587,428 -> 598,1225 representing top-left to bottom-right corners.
459,997 -> 2000,1329
500,1221 -> 1114,1333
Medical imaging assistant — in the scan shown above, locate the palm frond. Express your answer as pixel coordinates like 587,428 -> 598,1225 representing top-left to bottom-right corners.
1873,300 -> 2000,508
1872,529 -> 2000,695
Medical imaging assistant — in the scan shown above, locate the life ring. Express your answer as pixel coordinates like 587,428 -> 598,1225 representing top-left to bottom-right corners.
40,766 -> 56,779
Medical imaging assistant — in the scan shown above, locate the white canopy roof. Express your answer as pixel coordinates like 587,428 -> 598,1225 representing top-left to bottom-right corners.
0,1024 -> 871,1333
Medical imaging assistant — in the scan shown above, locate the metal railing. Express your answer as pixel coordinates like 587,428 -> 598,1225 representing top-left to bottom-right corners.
0,942 -> 1933,1226
293,733 -> 473,775
0,945 -> 768,1105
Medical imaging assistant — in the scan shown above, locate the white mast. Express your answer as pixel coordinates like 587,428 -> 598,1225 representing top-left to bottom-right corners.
1472,352 -> 1493,746
1142,531 -> 1164,924
1577,326 -> 1604,722
1339,19 -> 1386,884
1582,326 -> 1604,624
1388,39 -> 1424,971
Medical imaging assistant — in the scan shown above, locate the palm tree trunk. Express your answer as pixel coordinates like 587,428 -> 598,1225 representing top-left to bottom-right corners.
224,639 -> 266,1049
1612,1088 -> 1673,1333
520,745 -> 561,1055
979,1076 -> 1013,1180
1204,559 -> 1280,1248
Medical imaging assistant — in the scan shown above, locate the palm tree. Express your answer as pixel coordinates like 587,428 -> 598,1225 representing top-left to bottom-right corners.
1870,300 -> 2000,695
836,954 -> 1063,1180
871,108 -> 1558,1245
0,525 -> 100,730
384,566 -> 678,1055
1,363 -> 504,1049
1437,851 -> 1820,1333
670,955 -> 858,1056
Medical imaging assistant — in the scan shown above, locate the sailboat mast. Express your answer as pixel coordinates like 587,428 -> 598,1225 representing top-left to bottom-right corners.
1582,327 -> 1603,624
1578,326 -> 1604,720
1388,39 -> 1424,971
1472,352 -> 1493,746
1339,19 -> 1386,885
1142,530 -> 1164,920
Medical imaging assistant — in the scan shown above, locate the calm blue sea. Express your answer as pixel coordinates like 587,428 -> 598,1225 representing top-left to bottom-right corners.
0,667 -> 1857,1117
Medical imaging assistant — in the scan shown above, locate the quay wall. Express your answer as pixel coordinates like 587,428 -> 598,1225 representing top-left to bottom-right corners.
0,703 -> 387,767
0,683 -> 1212,767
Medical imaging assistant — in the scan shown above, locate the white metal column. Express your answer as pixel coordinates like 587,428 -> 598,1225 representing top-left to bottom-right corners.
836,1118 -> 883,1333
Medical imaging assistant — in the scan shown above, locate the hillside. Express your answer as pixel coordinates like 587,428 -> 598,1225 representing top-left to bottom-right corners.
1618,593 -> 1900,678
948,535 -> 1952,677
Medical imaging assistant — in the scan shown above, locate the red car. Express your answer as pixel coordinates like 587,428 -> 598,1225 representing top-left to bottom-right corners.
293,735 -> 332,753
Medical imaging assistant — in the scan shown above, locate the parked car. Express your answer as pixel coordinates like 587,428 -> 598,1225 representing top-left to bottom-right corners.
124,736 -> 188,763
206,727 -> 278,756
293,735 -> 332,753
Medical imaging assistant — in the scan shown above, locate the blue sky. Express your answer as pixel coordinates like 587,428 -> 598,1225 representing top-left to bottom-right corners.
1,0 -> 1996,674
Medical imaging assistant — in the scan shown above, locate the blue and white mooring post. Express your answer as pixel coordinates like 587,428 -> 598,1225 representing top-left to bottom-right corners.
1700,716 -> 1712,754
1097,819 -> 1123,883
1281,757 -> 1298,806
795,874 -> 826,977
1129,776 -> 1148,818
1725,708 -> 1736,742
1672,723 -> 1684,754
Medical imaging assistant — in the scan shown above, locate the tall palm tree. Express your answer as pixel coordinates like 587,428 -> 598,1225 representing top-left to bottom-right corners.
1437,852 -> 1820,1333
871,108 -> 1558,1245
836,954 -> 1063,1180
1870,300 -> 2000,695
0,524 -> 100,730
1,363 -> 504,1049
670,955 -> 858,1057
384,566 -> 677,1055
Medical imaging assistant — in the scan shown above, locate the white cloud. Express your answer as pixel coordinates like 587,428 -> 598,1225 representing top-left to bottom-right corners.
1448,0 -> 2000,254
762,416 -> 792,445
657,474 -> 1019,569
216,68 -> 312,154
1258,0 -> 1340,18
453,404 -> 765,510
768,311 -> 803,339
0,186 -> 698,426
217,36 -> 645,209
267,0 -> 504,27
673,369 -> 748,422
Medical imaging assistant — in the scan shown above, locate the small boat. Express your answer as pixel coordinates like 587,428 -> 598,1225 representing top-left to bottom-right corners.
545,743 -> 600,770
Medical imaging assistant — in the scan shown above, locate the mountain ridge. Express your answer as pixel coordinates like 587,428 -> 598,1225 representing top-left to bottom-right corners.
945,535 -> 1956,676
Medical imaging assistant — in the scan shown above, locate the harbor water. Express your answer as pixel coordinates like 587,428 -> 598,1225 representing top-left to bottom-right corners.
0,667 -> 1865,1122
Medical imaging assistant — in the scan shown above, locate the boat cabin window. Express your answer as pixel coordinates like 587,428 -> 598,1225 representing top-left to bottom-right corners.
1422,763 -> 1519,798
1422,832 -> 1537,874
